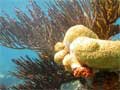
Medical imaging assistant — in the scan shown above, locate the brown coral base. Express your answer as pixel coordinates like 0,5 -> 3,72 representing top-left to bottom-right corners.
93,72 -> 120,90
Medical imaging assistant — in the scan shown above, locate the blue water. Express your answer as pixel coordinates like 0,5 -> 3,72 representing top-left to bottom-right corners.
115,18 -> 120,25
0,46 -> 38,86
0,0 -> 120,86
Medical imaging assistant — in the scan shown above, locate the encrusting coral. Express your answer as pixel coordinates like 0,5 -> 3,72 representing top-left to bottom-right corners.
54,25 -> 120,78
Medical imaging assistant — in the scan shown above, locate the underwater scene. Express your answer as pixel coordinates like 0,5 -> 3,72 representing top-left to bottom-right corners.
0,0 -> 120,90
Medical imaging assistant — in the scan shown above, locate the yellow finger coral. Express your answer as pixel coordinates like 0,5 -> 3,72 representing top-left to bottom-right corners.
54,49 -> 68,64
69,37 -> 120,70
54,25 -> 120,74
54,42 -> 65,52
54,25 -> 98,65
62,54 -> 72,71
63,25 -> 99,49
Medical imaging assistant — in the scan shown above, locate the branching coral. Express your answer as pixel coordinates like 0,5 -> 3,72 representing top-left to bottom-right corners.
11,56 -> 75,90
0,0 -> 119,50
92,0 -> 120,39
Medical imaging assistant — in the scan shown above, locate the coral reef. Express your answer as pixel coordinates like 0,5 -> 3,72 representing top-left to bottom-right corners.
0,0 -> 119,90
